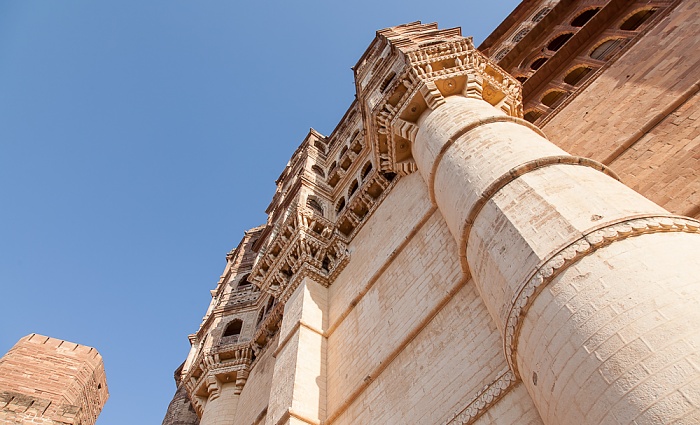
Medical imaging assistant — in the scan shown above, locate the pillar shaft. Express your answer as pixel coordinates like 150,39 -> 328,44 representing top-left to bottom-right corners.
200,383 -> 240,425
266,277 -> 328,425
411,95 -> 700,423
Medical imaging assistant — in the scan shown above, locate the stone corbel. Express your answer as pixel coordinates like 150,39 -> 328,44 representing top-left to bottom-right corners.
420,81 -> 446,110
205,375 -> 221,401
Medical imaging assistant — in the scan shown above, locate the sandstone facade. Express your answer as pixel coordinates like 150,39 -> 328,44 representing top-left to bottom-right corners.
0,334 -> 108,425
163,1 -> 700,424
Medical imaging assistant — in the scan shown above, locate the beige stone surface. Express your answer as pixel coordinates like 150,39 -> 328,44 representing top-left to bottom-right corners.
166,5 -> 700,425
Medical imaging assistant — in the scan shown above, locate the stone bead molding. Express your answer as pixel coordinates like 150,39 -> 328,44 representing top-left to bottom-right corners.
249,204 -> 350,299
362,33 -> 523,175
504,215 -> 700,376
443,368 -> 517,425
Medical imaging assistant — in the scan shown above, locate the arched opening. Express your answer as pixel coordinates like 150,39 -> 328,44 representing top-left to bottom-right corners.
329,161 -> 337,171
524,110 -> 543,123
547,33 -> 574,52
237,274 -> 252,290
563,66 -> 594,86
531,57 -> 548,70
380,72 -> 396,93
590,38 -> 626,61
312,165 -> 325,178
361,161 -> 373,180
620,8 -> 656,31
307,198 -> 324,216
571,8 -> 600,27
256,308 -> 265,325
266,296 -> 275,312
223,319 -> 243,339
348,180 -> 359,197
541,90 -> 568,109
336,197 -> 346,214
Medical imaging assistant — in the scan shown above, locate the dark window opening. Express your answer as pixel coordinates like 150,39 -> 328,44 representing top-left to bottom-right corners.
336,198 -> 346,213
312,165 -> 325,178
564,66 -> 594,86
380,72 -> 396,93
547,33 -> 574,52
531,57 -> 548,70
541,90 -> 568,109
361,161 -> 373,180
382,172 -> 397,182
307,198 -> 324,216
348,180 -> 359,197
524,110 -> 543,123
223,320 -> 243,338
590,38 -> 626,61
516,76 -> 528,83
571,8 -> 600,27
237,274 -> 252,289
620,9 -> 656,31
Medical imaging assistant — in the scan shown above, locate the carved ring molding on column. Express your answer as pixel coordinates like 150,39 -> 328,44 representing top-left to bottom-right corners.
455,155 -> 620,273
504,214 -> 700,376
444,367 -> 517,425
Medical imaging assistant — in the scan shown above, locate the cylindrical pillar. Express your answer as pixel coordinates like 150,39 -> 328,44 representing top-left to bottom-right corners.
200,382 -> 240,425
411,95 -> 700,423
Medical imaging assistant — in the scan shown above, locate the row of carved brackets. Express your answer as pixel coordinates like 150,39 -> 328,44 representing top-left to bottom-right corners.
368,37 -> 524,175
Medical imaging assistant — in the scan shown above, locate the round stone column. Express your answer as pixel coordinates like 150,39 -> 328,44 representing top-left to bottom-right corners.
199,381 -> 240,425
410,94 -> 700,424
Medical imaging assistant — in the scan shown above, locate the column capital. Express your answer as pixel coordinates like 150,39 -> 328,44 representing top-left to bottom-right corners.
354,23 -> 523,174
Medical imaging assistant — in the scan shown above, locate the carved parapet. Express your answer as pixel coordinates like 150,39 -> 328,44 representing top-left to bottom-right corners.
249,205 -> 350,301
183,340 -> 254,413
355,23 -> 523,174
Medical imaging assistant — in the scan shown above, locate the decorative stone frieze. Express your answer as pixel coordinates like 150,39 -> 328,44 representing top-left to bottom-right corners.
249,204 -> 350,300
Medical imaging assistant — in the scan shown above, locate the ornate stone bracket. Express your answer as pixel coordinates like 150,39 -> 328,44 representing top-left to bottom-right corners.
183,341 -> 254,415
361,32 -> 523,175
504,215 -> 700,377
249,205 -> 350,300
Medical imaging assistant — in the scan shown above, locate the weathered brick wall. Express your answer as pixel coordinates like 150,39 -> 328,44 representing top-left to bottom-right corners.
543,0 -> 700,218
0,334 -> 108,425
161,384 -> 200,425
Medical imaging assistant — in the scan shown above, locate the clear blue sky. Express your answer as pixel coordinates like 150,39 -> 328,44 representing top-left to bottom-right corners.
0,1 -> 520,423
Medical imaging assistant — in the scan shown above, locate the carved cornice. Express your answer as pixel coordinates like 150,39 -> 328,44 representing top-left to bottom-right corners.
183,340 -> 254,415
444,368 -> 517,425
359,29 -> 523,175
249,204 -> 350,300
505,215 -> 700,376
